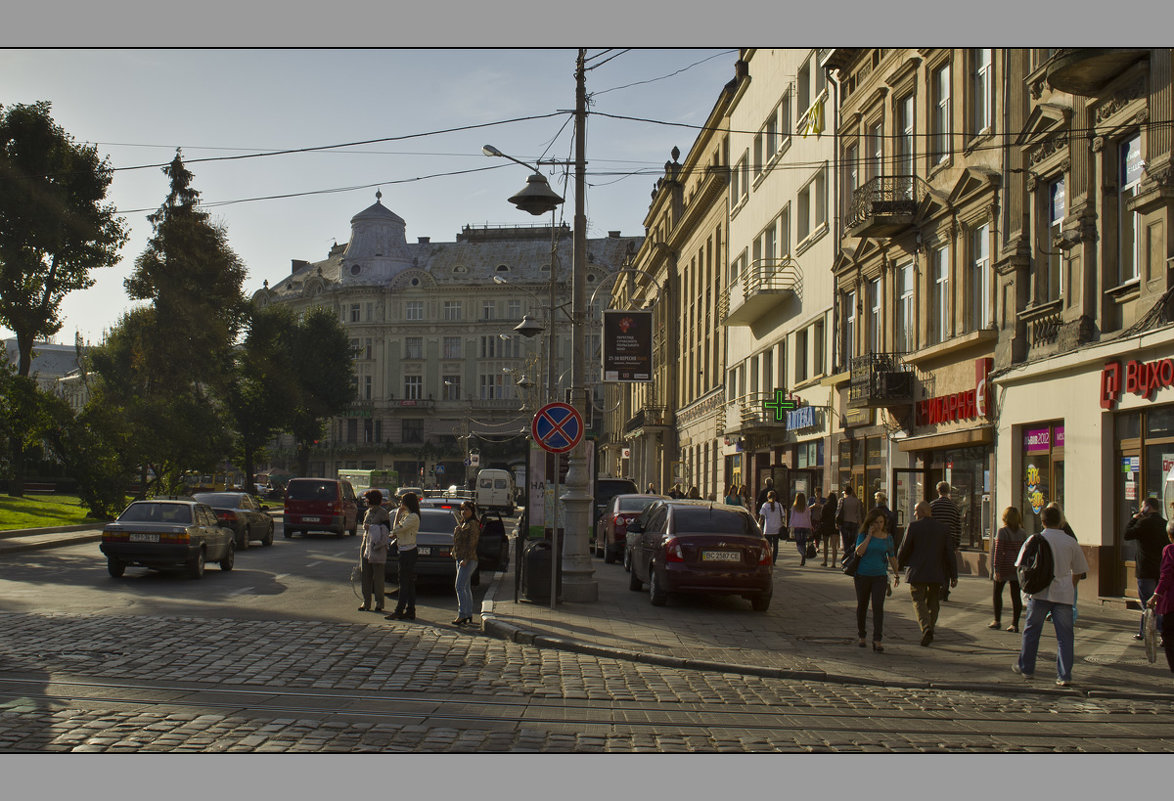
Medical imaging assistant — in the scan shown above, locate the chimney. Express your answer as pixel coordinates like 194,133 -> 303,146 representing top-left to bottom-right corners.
418,237 -> 430,244
608,231 -> 621,238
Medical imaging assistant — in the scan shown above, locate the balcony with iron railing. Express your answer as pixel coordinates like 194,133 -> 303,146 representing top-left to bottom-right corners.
847,352 -> 914,409
719,257 -> 802,326
722,392 -> 777,434
1045,48 -> 1149,95
623,404 -> 668,435
845,175 -> 927,239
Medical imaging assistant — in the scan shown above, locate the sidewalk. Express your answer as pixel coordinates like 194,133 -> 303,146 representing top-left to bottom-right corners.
481,543 -> 1174,700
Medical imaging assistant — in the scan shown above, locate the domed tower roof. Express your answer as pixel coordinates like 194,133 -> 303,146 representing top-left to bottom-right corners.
350,189 -> 405,226
343,190 -> 411,275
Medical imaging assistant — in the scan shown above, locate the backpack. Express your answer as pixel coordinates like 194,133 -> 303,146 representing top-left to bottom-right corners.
1017,533 -> 1055,595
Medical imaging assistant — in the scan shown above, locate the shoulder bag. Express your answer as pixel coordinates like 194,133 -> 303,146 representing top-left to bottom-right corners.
842,549 -> 861,577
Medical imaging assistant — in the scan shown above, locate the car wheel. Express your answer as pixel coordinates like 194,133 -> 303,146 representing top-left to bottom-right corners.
751,593 -> 771,612
188,549 -> 206,580
107,558 -> 125,578
648,565 -> 667,606
220,541 -> 235,571
263,522 -> 274,546
628,565 -> 643,591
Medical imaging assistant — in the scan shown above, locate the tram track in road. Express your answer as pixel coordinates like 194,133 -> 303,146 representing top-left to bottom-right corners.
1,674 -> 1172,743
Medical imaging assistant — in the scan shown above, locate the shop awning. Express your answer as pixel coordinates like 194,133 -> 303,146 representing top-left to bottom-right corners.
895,426 -> 993,452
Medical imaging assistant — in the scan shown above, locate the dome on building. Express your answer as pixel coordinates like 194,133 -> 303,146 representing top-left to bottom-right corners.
342,190 -> 412,282
350,190 -> 405,226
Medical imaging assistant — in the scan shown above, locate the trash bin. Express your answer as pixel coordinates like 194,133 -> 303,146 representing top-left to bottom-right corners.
521,539 -> 562,603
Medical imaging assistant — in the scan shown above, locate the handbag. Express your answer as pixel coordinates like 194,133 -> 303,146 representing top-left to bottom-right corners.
842,550 -> 861,577
1143,607 -> 1159,664
805,540 -> 817,559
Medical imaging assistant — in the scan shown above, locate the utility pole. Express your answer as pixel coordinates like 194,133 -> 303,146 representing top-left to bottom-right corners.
560,48 -> 598,602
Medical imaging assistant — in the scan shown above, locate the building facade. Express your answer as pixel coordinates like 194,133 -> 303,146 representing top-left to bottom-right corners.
255,193 -> 640,486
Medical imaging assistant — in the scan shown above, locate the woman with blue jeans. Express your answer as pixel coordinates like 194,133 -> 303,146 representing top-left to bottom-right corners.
789,491 -> 813,566
853,507 -> 900,652
451,501 -> 481,626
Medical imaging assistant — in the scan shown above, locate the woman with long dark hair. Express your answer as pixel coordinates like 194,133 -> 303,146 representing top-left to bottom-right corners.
820,491 -> 839,566
451,500 -> 481,626
790,491 -> 813,566
853,506 -> 900,651
385,492 -> 421,621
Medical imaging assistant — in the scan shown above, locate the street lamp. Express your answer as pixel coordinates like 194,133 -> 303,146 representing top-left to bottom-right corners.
482,145 -> 564,216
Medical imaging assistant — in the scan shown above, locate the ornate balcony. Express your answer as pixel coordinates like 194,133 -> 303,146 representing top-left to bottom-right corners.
1046,48 -> 1149,95
722,392 -> 777,435
848,353 -> 914,409
845,175 -> 926,239
624,404 -> 668,435
719,258 -> 802,326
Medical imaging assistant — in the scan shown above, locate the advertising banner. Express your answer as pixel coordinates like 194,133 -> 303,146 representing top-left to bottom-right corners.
602,309 -> 652,382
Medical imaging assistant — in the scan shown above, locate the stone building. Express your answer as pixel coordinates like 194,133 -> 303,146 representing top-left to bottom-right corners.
254,192 -> 641,486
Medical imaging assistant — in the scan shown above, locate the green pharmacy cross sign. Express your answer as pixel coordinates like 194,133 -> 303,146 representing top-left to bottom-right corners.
763,388 -> 798,422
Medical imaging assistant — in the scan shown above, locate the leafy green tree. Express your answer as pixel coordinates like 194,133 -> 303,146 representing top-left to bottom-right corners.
0,101 -> 127,495
287,306 -> 355,476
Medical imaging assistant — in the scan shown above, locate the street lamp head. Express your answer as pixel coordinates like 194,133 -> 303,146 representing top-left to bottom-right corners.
482,144 -> 503,158
507,173 -> 564,216
492,275 -> 507,285
513,314 -> 545,338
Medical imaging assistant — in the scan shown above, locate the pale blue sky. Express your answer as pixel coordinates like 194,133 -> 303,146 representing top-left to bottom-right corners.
1,48 -> 738,344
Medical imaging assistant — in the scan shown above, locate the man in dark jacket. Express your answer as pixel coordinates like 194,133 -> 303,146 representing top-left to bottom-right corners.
898,501 -> 958,647
1125,496 -> 1168,639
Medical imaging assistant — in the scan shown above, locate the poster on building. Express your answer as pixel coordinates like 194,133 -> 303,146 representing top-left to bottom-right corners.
602,309 -> 652,382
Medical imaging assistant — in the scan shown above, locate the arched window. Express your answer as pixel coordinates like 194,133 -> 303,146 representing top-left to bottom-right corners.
495,264 -> 510,274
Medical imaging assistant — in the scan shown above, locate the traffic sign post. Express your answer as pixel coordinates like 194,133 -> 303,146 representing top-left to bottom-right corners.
530,402 -> 583,608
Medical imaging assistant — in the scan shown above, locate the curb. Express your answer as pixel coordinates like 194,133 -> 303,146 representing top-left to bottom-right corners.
0,523 -> 102,539
0,531 -> 103,555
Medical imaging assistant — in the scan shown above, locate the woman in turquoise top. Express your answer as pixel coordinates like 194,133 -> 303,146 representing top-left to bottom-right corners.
853,507 -> 900,652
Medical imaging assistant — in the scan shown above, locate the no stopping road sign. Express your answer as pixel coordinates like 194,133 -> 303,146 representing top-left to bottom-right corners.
531,402 -> 584,454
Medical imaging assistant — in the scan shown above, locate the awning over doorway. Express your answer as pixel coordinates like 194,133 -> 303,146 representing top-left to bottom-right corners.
895,426 -> 993,452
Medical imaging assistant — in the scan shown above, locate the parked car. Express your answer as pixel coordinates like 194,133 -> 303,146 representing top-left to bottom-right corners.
192,491 -> 274,549
283,478 -> 359,538
594,493 -> 667,564
593,477 -> 638,529
100,499 -> 235,579
626,500 -> 772,611
385,507 -> 479,587
395,486 -> 424,503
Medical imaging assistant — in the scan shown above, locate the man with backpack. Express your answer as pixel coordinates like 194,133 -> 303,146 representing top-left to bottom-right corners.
1013,504 -> 1090,687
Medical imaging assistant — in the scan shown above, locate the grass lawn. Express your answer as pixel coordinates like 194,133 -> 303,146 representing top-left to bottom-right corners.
0,493 -> 110,531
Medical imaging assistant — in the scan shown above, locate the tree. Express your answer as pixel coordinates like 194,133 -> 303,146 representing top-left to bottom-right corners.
227,302 -> 299,491
0,101 -> 127,495
287,306 -> 355,476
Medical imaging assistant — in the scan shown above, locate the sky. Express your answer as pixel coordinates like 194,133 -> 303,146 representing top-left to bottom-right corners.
0,48 -> 740,345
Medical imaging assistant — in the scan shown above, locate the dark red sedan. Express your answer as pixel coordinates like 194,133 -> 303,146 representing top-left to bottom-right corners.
593,493 -> 667,564
627,500 -> 773,611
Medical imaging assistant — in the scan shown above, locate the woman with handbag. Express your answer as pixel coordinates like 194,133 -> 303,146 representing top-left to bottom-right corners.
451,500 -> 481,626
358,489 -> 391,613
851,507 -> 900,652
757,490 -> 785,564
789,492 -> 813,567
385,492 -> 421,621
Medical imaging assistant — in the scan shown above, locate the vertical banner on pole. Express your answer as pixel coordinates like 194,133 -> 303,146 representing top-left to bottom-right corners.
528,441 -> 546,538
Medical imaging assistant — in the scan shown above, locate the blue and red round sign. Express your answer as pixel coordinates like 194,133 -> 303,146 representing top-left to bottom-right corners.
531,402 -> 584,454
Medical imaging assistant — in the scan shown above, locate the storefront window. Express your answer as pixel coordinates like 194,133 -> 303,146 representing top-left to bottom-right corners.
929,446 -> 991,547
1021,423 -> 1064,536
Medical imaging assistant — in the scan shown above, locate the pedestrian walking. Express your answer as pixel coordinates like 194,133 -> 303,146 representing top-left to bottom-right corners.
929,481 -> 962,601
1125,496 -> 1167,640
451,500 -> 480,626
645,483 -> 657,494
723,484 -> 742,506
739,484 -> 752,509
385,492 -> 421,621
819,490 -> 839,566
357,489 -> 391,613
989,506 -> 1027,632
668,483 -> 684,499
758,490 -> 785,564
1013,504 -> 1090,686
1144,519 -> 1174,672
790,492 -> 813,566
836,484 -> 864,565
852,507 -> 900,652
1045,502 -> 1082,621
897,501 -> 956,646
756,477 -> 775,510
873,491 -> 899,548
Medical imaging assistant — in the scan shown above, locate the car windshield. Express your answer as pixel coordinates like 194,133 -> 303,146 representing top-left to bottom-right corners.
286,481 -> 336,501
672,508 -> 756,535
193,493 -> 243,507
618,496 -> 657,512
418,509 -> 458,533
120,503 -> 192,524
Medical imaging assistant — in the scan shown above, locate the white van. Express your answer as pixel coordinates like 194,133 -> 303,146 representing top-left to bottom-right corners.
476,469 -> 516,514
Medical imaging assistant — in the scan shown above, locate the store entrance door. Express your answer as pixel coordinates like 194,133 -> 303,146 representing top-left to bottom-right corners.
893,468 -> 927,545
1114,447 -> 1141,598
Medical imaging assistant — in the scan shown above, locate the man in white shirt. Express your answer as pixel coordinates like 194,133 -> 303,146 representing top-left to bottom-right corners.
1013,504 -> 1090,687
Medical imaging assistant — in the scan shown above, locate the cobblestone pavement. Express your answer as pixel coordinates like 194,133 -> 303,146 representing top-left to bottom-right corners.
2,610 -> 1174,753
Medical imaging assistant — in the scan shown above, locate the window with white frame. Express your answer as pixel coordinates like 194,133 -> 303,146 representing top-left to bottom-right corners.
930,245 -> 949,345
401,419 -> 423,443
507,299 -> 521,319
755,220 -> 776,268
442,375 -> 461,401
363,374 -> 372,400
795,328 -> 808,382
777,91 -> 791,153
403,375 -> 423,400
844,142 -> 859,219
968,223 -> 991,330
867,278 -> 881,352
762,349 -> 774,391
478,373 -> 505,400
814,167 -> 827,229
779,206 -> 791,257
932,62 -> 952,164
405,337 -> 423,360
895,262 -> 915,352
479,336 -> 501,359
730,248 -> 747,284
365,302 -> 373,322
813,318 -> 825,376
749,354 -> 759,394
481,301 -> 495,321
797,168 -> 826,242
740,151 -> 750,202
971,48 -> 992,136
349,337 -> 360,358
866,120 -> 884,183
753,131 -> 765,178
362,338 -> 372,360
443,336 -> 462,359
895,93 -> 914,198
442,300 -> 463,320
406,300 -> 424,321
1046,177 -> 1065,300
844,289 -> 857,361
1119,135 -> 1142,285
798,58 -> 811,114
350,304 -> 361,323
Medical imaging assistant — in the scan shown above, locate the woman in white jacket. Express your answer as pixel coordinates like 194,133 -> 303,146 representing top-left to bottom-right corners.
386,493 -> 421,621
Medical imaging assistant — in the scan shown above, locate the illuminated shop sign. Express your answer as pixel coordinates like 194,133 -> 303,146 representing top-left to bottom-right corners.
1100,358 -> 1174,410
916,358 -> 993,426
